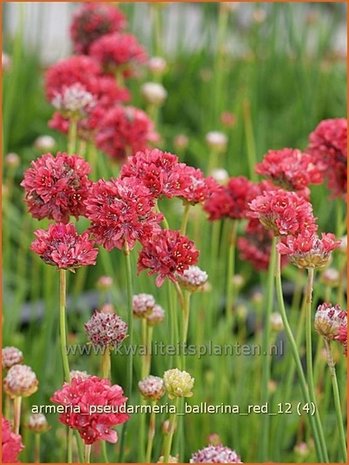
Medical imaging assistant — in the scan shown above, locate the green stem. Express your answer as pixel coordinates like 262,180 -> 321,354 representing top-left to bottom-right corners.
145,401 -> 157,462
59,270 -> 70,382
67,429 -> 73,463
181,291 -> 191,371
274,247 -> 325,462
67,117 -> 78,154
13,396 -> 22,435
163,398 -> 179,462
324,339 -> 347,462
101,346 -> 111,379
242,99 -> 257,181
101,441 -> 109,463
259,236 -> 277,461
34,433 -> 40,463
180,204 -> 191,235
84,444 -> 91,463
145,325 -> 153,377
225,220 -> 238,327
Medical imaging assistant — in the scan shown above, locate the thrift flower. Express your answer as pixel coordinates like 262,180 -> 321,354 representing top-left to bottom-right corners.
177,265 -> 208,292
163,368 -> 194,399
190,445 -> 242,463
4,364 -> 38,398
2,347 -> 23,370
85,309 -> 128,349
132,293 -> 155,318
314,303 -> 347,340
138,375 -> 165,401
1,417 -> 24,463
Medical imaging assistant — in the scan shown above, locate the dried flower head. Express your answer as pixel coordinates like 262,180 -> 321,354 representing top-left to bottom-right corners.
278,232 -> 340,269
2,347 -> 24,370
190,445 -> 242,463
70,3 -> 126,54
85,310 -> 128,349
27,413 -> 50,433
51,375 -> 129,444
4,364 -> 38,398
85,177 -> 162,251
177,265 -> 208,292
138,230 -> 199,287
132,293 -> 156,318
138,375 -> 165,401
2,417 -> 24,463
21,152 -> 91,222
146,304 -> 165,326
31,223 -> 98,270
163,368 -> 194,399
314,303 -> 347,340
141,82 -> 167,106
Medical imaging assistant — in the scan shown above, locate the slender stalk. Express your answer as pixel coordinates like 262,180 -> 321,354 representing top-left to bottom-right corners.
145,325 -> 153,377
67,429 -> 73,463
13,396 -> 22,435
101,346 -> 111,379
324,339 -> 347,462
275,247 -> 326,462
67,117 -> 78,154
180,204 -> 191,235
163,398 -> 179,462
84,444 -> 91,463
242,99 -> 257,182
259,236 -> 277,461
225,220 -> 238,328
59,270 -> 70,382
145,401 -> 157,462
33,433 -> 40,463
101,441 -> 109,463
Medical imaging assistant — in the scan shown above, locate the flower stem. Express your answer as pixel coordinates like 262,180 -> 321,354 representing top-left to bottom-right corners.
163,398 -> 178,462
225,220 -> 238,328
59,269 -> 70,382
145,401 -> 157,462
305,268 -> 328,462
67,117 -> 78,154
84,444 -> 91,463
180,204 -> 191,235
34,433 -> 40,463
324,338 -> 347,462
274,247 -> 326,462
101,346 -> 111,379
13,396 -> 22,435
259,236 -> 277,461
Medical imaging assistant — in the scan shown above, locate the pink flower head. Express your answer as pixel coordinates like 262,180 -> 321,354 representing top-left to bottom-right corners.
120,149 -> 189,199
248,189 -> 317,236
238,219 -> 275,271
335,322 -> 347,355
204,176 -> 259,221
308,118 -> 347,198
70,3 -> 126,54
256,148 -> 323,191
51,375 -> 129,445
21,152 -> 91,222
85,309 -> 128,348
315,303 -> 347,341
45,56 -> 101,102
179,166 -> 211,205
31,223 -> 98,270
138,230 -> 199,287
89,32 -> 147,75
95,106 -> 158,162
190,445 -> 242,463
85,177 -> 162,251
278,231 -> 341,269
2,417 -> 24,463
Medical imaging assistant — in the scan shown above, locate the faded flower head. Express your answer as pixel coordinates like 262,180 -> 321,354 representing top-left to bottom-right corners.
70,3 -> 126,54
21,152 -> 91,222
85,177 -> 162,251
141,82 -> 167,106
190,445 -> 242,463
256,148 -> 322,191
85,309 -> 128,349
205,131 -> 228,153
5,153 -> 20,169
4,364 -> 38,398
314,303 -> 347,340
163,368 -> 194,399
177,265 -> 208,292
51,375 -> 129,444
146,304 -> 165,326
51,83 -> 96,119
96,106 -> 158,161
248,189 -> 317,237
335,323 -> 347,355
31,223 -> 98,270
2,347 -> 23,370
278,232 -> 340,269
132,293 -> 155,318
27,413 -> 50,433
34,135 -> 56,152
96,275 -> 113,291
138,375 -> 165,401
210,168 -> 229,184
138,230 -> 199,287
2,417 -> 24,463
70,370 -> 90,380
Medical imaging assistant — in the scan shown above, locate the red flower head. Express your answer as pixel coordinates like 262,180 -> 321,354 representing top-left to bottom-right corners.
85,177 -> 162,251
335,322 -> 348,355
255,148 -> 323,191
96,106 -> 158,162
315,303 -> 347,342
120,148 -> 190,199
238,219 -> 275,271
248,189 -> 317,237
278,231 -> 341,269
89,32 -> 147,75
179,166 -> 211,205
51,375 -> 129,445
31,223 -> 98,270
2,417 -> 24,463
44,56 -> 101,102
21,152 -> 91,223
204,176 -> 259,221
308,118 -> 347,198
70,3 -> 126,54
138,230 -> 199,287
